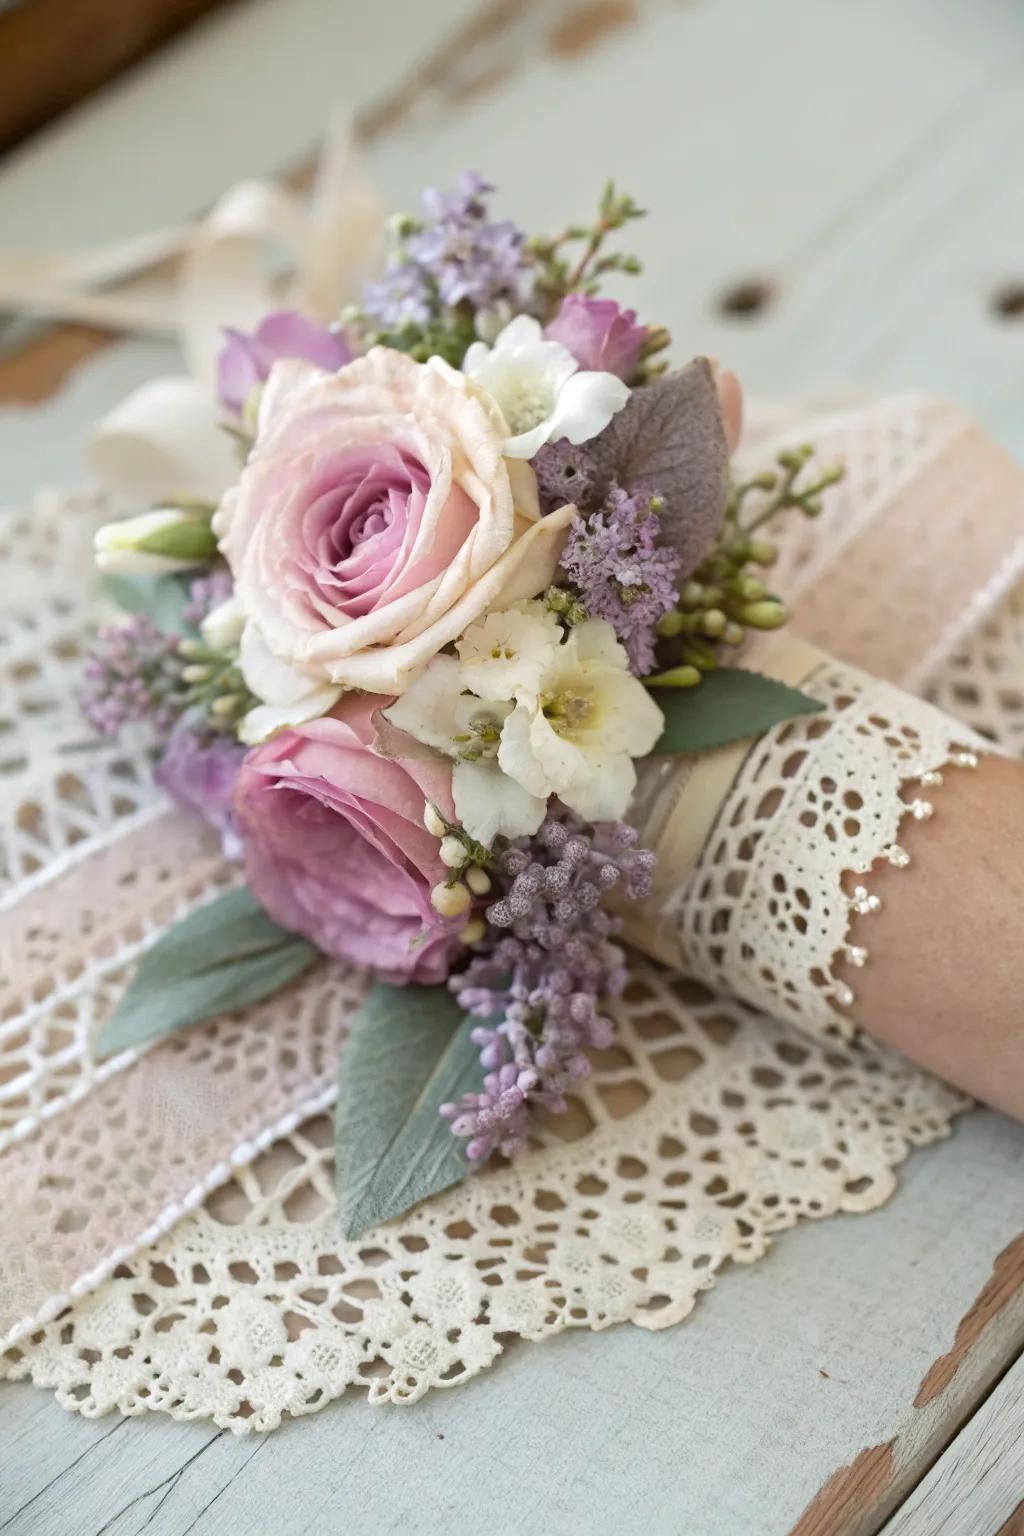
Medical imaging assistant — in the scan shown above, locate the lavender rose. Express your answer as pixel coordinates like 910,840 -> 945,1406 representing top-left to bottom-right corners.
216,348 -> 574,735
233,694 -> 462,983
544,295 -> 646,381
216,309 -> 351,417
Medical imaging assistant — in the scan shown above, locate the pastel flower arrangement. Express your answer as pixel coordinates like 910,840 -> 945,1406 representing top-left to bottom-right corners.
85,176 -> 840,1233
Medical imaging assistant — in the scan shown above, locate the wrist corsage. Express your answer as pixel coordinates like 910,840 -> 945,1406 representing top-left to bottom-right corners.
84,174 -> 842,1235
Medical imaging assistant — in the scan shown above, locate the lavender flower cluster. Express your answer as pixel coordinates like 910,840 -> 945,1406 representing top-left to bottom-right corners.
182,567 -> 234,627
560,484 -> 682,675
83,573 -> 247,850
81,615 -> 187,740
444,812 -> 655,1164
362,172 -> 534,334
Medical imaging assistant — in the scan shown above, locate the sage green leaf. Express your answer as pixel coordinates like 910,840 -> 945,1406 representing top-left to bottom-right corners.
100,571 -> 196,634
651,666 -> 824,754
336,983 -> 481,1239
95,887 -> 317,1058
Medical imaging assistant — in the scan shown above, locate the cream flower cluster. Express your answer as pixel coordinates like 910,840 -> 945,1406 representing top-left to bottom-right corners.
385,601 -> 664,844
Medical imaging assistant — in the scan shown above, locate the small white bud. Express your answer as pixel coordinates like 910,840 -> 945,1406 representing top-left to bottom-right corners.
439,835 -> 467,869
465,865 -> 491,895
423,802 -> 447,838
431,881 -> 471,917
94,508 -> 215,574
457,917 -> 487,946
200,596 -> 245,651
182,663 -> 213,684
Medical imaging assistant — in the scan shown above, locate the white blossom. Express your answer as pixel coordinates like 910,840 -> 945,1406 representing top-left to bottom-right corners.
384,609 -> 663,843
496,619 -> 664,821
462,314 -> 629,459
455,600 -> 561,699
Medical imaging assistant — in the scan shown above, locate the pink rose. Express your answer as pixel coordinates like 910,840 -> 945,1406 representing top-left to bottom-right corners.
544,295 -> 646,380
234,694 -> 461,983
216,348 -> 574,729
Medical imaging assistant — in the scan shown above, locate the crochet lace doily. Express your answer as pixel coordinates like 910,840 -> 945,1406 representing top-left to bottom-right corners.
1,395 -> 1021,1430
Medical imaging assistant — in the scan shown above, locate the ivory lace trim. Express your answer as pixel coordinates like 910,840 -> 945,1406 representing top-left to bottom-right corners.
1,395 -> 1020,1429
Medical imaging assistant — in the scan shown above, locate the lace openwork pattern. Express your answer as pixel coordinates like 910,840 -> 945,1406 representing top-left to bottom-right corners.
0,969 -> 964,1426
644,663 -> 984,1042
1,394 -> 1020,1430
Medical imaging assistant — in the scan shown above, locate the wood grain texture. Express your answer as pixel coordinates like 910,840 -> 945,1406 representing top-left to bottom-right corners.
0,0 -> 233,152
789,1230 -> 1024,1536
0,325 -> 111,406
880,1353 -> 1024,1536
790,1444 -> 898,1536
915,1234 -> 1024,1408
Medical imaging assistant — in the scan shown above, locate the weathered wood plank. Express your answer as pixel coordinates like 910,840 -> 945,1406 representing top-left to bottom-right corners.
0,0 -> 230,154
880,1351 -> 1024,1536
2,1113 -> 1023,1536
789,1235 -> 1024,1535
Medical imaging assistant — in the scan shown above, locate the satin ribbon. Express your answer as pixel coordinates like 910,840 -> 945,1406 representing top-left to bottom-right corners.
620,637 -> 828,966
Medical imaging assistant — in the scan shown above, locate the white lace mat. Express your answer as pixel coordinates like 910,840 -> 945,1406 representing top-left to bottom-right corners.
1,395 -> 1021,1429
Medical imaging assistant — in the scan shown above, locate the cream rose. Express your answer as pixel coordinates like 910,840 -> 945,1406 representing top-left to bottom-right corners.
214,348 -> 574,734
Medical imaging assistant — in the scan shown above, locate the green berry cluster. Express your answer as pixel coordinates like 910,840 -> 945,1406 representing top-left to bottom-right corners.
177,637 -> 257,733
649,445 -> 845,687
525,184 -> 670,378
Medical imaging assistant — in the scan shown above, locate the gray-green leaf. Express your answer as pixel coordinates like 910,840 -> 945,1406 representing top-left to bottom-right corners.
336,983 -> 480,1239
100,572 -> 195,634
95,887 -> 318,1058
651,666 -> 824,754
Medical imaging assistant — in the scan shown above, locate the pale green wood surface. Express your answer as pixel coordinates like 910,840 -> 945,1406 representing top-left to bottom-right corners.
2,1 -> 1024,1531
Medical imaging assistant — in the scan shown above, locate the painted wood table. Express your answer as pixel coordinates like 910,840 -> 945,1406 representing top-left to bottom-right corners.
2,1 -> 1024,1531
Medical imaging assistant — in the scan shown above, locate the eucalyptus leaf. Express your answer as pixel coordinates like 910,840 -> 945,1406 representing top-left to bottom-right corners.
100,572 -> 195,634
589,357 -> 729,574
95,887 -> 317,1058
336,983 -> 481,1239
651,667 -> 824,754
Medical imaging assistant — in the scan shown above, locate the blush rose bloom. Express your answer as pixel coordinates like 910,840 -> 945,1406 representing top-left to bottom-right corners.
233,694 -> 462,984
543,295 -> 647,381
215,348 -> 575,739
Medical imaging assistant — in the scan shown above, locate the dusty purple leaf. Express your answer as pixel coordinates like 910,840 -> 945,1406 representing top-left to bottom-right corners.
589,357 -> 730,576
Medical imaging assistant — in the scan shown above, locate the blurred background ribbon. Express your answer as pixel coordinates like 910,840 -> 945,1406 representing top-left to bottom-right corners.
0,116 -> 382,503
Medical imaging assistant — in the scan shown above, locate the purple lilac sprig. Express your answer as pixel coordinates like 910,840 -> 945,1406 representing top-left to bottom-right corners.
83,572 -> 243,744
558,485 -> 682,675
532,438 -> 600,515
443,812 -> 655,1164
82,616 -> 188,741
182,566 -> 234,627
357,173 -> 534,364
